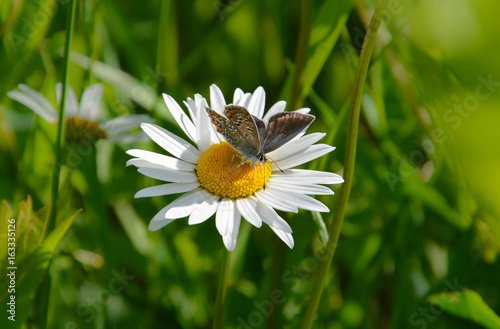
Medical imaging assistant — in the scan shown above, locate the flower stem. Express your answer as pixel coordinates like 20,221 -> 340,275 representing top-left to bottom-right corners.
300,1 -> 388,328
39,0 -> 76,327
46,0 -> 76,235
213,249 -> 232,329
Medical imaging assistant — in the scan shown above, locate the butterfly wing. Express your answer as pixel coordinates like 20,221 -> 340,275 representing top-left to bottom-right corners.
261,112 -> 315,153
252,115 -> 267,142
205,107 -> 243,147
223,105 -> 262,156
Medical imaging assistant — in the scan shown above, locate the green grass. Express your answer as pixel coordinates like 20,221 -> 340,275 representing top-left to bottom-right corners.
1,0 -> 500,328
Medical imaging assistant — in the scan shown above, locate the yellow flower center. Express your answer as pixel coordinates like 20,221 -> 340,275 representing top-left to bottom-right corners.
196,142 -> 271,199
65,117 -> 107,143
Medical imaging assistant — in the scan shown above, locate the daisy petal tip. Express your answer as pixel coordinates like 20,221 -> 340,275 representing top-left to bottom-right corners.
18,84 -> 32,91
125,149 -> 136,156
222,235 -> 236,252
162,93 -> 175,104
271,227 -> 294,249
133,190 -> 149,198
148,220 -> 168,231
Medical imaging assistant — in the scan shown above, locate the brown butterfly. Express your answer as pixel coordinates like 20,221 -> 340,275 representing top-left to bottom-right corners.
206,105 -> 315,168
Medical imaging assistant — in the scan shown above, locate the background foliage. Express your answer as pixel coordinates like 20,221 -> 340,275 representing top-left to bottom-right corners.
1,0 -> 500,328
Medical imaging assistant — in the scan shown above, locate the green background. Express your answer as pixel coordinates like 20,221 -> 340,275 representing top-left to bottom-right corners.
1,0 -> 500,328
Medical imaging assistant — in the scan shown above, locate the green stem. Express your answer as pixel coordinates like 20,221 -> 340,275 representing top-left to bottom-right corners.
299,1 -> 388,328
289,0 -> 312,110
40,0 -> 76,328
46,0 -> 76,234
213,249 -> 232,329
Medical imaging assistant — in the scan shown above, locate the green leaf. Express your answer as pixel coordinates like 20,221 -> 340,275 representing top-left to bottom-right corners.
0,209 -> 80,328
301,0 -> 354,100
279,0 -> 353,103
428,289 -> 500,329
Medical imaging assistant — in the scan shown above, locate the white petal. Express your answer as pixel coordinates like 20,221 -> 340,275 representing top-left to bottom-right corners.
216,200 -> 241,252
140,123 -> 200,163
268,132 -> 326,162
295,107 -> 311,114
272,144 -> 335,170
233,88 -> 244,104
163,93 -> 197,143
183,97 -> 197,122
263,101 -> 287,121
271,169 -> 344,185
222,214 -> 241,252
148,205 -> 177,231
134,182 -> 199,198
270,226 -> 294,249
210,84 -> 226,112
235,93 -> 252,108
247,86 -> 265,118
137,167 -> 198,183
101,114 -> 152,134
79,84 -> 103,121
126,158 -> 167,169
254,200 -> 292,233
127,149 -> 195,171
8,87 -> 58,123
236,197 -> 262,228
215,199 -> 234,236
55,83 -> 78,118
194,94 -> 213,152
267,180 -> 334,195
262,188 -> 330,212
163,188 -> 211,219
189,194 -> 219,225
255,189 -> 298,213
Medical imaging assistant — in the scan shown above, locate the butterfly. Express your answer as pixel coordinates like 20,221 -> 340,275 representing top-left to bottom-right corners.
205,105 -> 315,169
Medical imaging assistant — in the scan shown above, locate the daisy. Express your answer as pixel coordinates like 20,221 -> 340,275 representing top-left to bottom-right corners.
7,83 -> 151,143
127,84 -> 343,251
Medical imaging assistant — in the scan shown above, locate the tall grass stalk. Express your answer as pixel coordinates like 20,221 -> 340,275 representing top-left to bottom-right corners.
40,0 -> 76,327
300,1 -> 389,328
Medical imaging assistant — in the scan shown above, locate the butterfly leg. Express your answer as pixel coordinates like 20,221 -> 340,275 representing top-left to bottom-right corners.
224,152 -> 242,167
230,158 -> 249,173
224,153 -> 247,173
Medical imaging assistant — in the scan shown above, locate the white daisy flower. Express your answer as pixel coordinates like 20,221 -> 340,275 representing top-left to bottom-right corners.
127,84 -> 343,251
7,83 -> 151,143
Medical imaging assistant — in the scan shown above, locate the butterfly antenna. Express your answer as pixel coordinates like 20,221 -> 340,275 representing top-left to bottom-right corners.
267,156 -> 284,173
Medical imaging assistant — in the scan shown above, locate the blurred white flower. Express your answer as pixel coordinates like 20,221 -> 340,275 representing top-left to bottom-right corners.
8,83 -> 151,143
